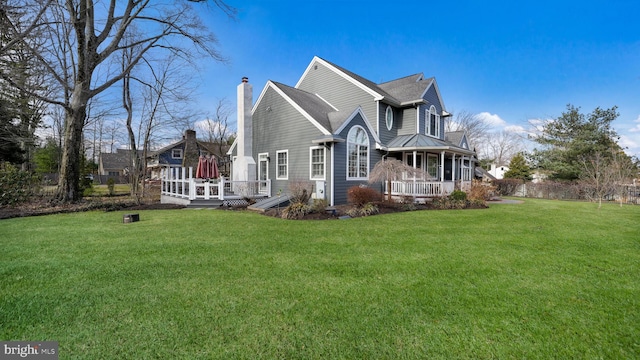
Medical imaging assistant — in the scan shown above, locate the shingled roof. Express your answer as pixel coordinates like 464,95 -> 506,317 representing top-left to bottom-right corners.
100,149 -> 143,171
271,81 -> 336,132
445,131 -> 465,147
317,57 -> 432,106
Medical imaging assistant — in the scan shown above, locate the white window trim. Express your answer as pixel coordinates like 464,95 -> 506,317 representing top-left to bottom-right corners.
258,152 -> 269,181
427,153 -> 439,179
276,150 -> 288,180
426,105 -> 441,138
346,126 -> 370,181
309,146 -> 326,180
171,148 -> 183,159
385,105 -> 393,131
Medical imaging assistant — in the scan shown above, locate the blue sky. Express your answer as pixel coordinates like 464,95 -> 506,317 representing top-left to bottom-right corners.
193,0 -> 640,157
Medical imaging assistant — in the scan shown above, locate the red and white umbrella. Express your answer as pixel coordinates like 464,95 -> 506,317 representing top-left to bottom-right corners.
208,156 -> 220,179
196,155 -> 219,179
196,155 -> 207,178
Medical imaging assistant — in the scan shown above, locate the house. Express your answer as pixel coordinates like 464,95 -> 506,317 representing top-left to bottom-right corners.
227,56 -> 477,205
475,167 -> 497,183
147,130 -> 230,179
488,163 -> 509,179
98,149 -> 143,177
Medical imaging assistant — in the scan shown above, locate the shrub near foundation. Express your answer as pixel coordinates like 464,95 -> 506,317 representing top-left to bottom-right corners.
450,190 -> 467,201
468,179 -> 495,202
347,185 -> 382,207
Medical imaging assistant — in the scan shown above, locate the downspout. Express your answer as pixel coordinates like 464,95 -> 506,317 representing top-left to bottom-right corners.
330,143 -> 334,206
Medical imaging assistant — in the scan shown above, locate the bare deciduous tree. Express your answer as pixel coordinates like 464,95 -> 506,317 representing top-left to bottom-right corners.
579,151 -> 615,209
199,98 -> 234,152
478,130 -> 525,166
445,110 -> 491,151
0,0 -> 235,202
122,49 -> 195,201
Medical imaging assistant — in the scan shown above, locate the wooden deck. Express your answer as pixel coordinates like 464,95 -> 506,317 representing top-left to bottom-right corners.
160,167 -> 269,207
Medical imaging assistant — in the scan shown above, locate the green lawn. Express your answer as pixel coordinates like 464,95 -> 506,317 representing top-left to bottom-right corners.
88,184 -> 131,196
1,199 -> 638,359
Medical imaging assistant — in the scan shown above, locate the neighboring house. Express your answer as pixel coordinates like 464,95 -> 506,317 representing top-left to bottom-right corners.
228,56 -> 477,205
98,149 -> 143,177
488,163 -> 509,179
147,130 -> 230,179
475,166 -> 497,182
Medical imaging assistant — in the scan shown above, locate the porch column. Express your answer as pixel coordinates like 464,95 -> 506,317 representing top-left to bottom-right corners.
413,150 -> 417,198
440,151 -> 445,182
461,156 -> 466,181
452,154 -> 456,183
412,151 -> 417,170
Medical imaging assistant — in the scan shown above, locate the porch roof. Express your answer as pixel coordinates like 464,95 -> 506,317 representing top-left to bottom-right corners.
386,134 -> 475,155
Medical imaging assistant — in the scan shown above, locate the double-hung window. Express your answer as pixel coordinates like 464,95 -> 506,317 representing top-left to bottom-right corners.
276,150 -> 288,179
171,148 -> 183,159
310,147 -> 325,180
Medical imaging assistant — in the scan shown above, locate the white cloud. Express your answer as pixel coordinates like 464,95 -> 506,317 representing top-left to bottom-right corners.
629,114 -> 640,133
619,134 -> 639,153
504,125 -> 526,133
476,112 -> 507,127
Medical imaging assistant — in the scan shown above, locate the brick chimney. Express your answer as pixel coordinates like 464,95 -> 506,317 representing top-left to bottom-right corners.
182,129 -> 199,170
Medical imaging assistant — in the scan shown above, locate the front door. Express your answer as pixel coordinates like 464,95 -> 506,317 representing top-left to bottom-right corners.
258,153 -> 269,194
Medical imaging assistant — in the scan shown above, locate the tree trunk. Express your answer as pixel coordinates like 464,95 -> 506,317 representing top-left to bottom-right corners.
54,85 -> 88,203
55,108 -> 85,202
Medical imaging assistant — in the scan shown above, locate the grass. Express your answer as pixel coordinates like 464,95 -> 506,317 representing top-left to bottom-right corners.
88,184 -> 131,196
1,198 -> 638,359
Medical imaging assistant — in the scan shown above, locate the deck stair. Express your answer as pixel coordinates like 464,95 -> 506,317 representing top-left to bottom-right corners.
247,195 -> 290,212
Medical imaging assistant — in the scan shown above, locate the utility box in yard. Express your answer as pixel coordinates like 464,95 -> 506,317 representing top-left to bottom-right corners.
123,213 -> 140,223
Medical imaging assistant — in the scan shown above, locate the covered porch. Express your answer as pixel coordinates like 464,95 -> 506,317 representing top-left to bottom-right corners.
382,133 -> 476,200
160,166 -> 270,206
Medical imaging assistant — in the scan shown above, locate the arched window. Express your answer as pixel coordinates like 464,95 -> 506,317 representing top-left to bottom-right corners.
427,105 -> 440,137
385,106 -> 394,131
347,126 -> 369,179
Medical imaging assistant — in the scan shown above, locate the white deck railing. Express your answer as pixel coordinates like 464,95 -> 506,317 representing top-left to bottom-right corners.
384,180 -> 459,198
160,167 -> 270,200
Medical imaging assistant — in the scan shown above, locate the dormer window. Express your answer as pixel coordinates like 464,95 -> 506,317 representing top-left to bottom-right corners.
427,105 -> 440,138
171,148 -> 183,159
385,106 -> 394,131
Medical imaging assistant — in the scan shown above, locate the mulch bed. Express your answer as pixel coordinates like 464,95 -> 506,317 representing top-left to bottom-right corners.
2,198 -> 493,221
263,201 -> 488,220
0,198 -> 185,220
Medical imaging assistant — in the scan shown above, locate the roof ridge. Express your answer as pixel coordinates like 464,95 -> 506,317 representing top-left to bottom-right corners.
378,73 -> 424,86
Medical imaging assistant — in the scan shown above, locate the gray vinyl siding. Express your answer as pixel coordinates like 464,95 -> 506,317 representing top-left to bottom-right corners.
378,103 -> 400,144
398,106 -> 418,136
252,86 -> 331,199
298,62 -> 378,131
422,86 -> 445,140
332,113 -> 383,205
